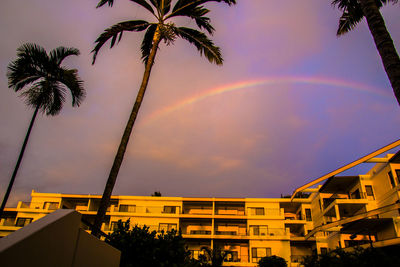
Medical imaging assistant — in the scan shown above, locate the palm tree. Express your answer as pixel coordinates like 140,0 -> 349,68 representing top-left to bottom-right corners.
91,0 -> 236,237
0,43 -> 85,218
332,0 -> 400,105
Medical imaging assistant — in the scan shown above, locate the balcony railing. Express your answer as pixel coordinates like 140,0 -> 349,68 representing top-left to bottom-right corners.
215,208 -> 245,216
18,202 -> 59,210
111,205 -> 180,214
182,207 -> 213,215
323,193 -> 368,210
185,230 -> 212,235
0,218 -> 16,226
249,227 -> 287,237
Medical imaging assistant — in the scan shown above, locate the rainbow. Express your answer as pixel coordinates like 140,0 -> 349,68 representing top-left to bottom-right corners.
142,76 -> 392,125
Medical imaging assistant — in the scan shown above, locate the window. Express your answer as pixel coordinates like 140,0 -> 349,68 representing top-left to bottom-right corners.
158,223 -> 177,232
305,208 -> 312,221
365,185 -> 375,200
252,225 -> 260,235
249,225 -> 268,236
119,204 -> 136,212
15,218 -> 32,227
43,202 -> 59,210
163,206 -> 177,214
252,247 -> 271,263
388,171 -> 396,188
395,170 -> 400,184
249,207 -> 264,216
320,247 -> 328,254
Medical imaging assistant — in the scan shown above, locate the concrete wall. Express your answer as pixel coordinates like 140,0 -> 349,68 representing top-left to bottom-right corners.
0,209 -> 120,267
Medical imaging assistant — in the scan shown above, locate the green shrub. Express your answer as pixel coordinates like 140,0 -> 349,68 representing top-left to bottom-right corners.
258,255 -> 287,267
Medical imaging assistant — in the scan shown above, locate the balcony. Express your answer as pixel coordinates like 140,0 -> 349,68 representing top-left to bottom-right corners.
322,198 -> 368,219
214,223 -> 247,238
248,226 -> 287,237
215,201 -> 245,217
181,218 -> 212,237
182,201 -> 213,216
112,205 -> 180,214
17,201 -> 60,211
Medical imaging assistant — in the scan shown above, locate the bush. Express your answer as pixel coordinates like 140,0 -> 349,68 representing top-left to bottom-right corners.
302,246 -> 400,267
106,219 -> 191,267
258,255 -> 287,267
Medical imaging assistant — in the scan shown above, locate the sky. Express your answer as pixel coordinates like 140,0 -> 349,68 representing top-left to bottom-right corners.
1,0 -> 400,205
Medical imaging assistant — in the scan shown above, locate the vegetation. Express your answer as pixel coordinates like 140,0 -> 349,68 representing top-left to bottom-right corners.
302,246 -> 400,267
198,246 -> 232,267
91,0 -> 236,237
106,219 -> 191,267
152,191 -> 162,196
258,255 -> 287,267
0,43 -> 85,218
332,0 -> 400,105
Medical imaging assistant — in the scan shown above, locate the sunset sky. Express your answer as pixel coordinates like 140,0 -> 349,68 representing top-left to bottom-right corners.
1,0 -> 400,205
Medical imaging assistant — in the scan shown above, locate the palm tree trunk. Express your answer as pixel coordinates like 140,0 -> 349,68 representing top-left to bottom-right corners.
92,26 -> 162,237
0,105 -> 39,218
359,0 -> 400,105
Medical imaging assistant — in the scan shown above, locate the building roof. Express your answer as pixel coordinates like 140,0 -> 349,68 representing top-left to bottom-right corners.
319,176 -> 359,194
389,150 -> 400,163
340,218 -> 394,234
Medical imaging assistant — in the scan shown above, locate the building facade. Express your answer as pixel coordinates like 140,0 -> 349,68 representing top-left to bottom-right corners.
1,152 -> 400,266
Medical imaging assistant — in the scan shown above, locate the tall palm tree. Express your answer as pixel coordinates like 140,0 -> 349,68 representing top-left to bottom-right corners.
91,0 -> 236,237
0,43 -> 85,218
332,0 -> 400,105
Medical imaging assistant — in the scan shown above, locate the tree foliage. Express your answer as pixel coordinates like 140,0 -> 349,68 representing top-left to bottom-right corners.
302,247 -> 400,267
106,220 -> 191,267
258,255 -> 287,267
198,246 -> 232,267
7,43 -> 85,115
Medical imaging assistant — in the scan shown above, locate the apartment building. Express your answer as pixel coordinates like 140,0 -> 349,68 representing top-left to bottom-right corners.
1,151 -> 400,266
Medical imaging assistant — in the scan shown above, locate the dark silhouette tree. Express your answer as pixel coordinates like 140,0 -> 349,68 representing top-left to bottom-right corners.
302,246 -> 400,267
106,219 -> 191,267
0,43 -> 85,218
91,0 -> 236,237
151,191 -> 162,196
258,255 -> 287,267
198,246 -> 232,267
332,0 -> 400,105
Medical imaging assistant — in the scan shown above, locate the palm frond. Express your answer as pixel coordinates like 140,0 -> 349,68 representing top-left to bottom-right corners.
97,0 -> 114,8
337,8 -> 364,35
129,0 -> 156,16
8,59 -> 41,91
45,82 -> 66,115
92,20 -> 150,64
49,47 -> 80,65
16,43 -> 49,71
58,68 -> 85,107
173,27 -> 223,65
160,0 -> 172,15
149,0 -> 160,9
141,24 -> 158,64
171,0 -> 235,16
20,80 -> 65,115
167,6 -> 214,34
7,43 -> 49,91
9,74 -> 42,92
